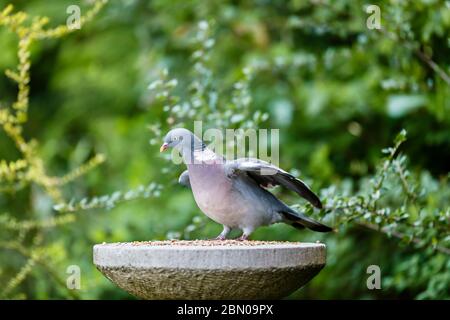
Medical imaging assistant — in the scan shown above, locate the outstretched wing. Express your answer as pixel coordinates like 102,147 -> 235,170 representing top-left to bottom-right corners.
178,170 -> 191,188
225,159 -> 322,209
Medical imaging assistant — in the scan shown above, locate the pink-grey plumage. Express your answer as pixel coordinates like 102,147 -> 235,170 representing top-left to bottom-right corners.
161,128 -> 332,240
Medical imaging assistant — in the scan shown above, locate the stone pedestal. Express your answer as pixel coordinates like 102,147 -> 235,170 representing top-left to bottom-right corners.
93,240 -> 326,299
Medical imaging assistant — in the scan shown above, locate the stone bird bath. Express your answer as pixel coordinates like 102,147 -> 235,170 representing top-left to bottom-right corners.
93,240 -> 326,299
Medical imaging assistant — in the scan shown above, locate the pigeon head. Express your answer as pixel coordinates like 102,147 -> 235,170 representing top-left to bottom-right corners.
160,128 -> 204,154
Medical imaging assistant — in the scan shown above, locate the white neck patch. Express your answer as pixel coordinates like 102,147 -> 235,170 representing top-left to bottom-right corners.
193,149 -> 217,162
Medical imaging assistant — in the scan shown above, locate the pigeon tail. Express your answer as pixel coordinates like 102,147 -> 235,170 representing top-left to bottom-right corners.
280,209 -> 332,233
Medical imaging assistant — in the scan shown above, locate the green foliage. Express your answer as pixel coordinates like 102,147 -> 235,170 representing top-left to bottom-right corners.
0,1 -> 107,299
0,0 -> 449,300
301,130 -> 450,299
53,182 -> 162,213
318,130 -> 449,256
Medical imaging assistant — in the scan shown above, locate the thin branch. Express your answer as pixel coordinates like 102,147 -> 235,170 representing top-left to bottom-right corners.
357,221 -> 450,255
415,48 -> 450,86
379,28 -> 450,87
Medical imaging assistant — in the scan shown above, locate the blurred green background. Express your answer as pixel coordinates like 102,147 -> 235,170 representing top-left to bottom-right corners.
0,0 -> 449,299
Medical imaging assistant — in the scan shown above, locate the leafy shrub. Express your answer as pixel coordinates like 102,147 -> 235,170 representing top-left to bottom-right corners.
0,0 -> 449,299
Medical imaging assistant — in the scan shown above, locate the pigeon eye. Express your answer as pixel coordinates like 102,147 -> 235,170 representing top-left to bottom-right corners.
173,137 -> 179,141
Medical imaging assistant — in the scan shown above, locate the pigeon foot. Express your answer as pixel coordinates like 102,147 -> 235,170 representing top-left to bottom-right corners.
237,234 -> 249,241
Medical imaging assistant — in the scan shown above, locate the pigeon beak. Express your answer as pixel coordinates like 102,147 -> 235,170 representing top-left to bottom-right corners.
160,143 -> 169,152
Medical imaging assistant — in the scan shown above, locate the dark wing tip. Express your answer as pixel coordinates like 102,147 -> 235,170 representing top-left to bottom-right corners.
291,176 -> 323,209
312,197 -> 323,209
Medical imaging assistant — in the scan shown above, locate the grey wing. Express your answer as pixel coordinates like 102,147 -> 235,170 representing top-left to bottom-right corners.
178,170 -> 191,188
224,159 -> 322,209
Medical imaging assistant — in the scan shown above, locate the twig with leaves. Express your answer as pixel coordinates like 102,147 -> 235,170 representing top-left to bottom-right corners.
295,130 -> 450,255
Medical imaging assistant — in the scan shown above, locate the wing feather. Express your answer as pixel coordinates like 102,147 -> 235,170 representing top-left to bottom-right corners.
225,159 -> 322,209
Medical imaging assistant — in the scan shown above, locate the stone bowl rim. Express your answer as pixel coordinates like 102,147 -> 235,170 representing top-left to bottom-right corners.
93,241 -> 326,270
94,241 -> 324,249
